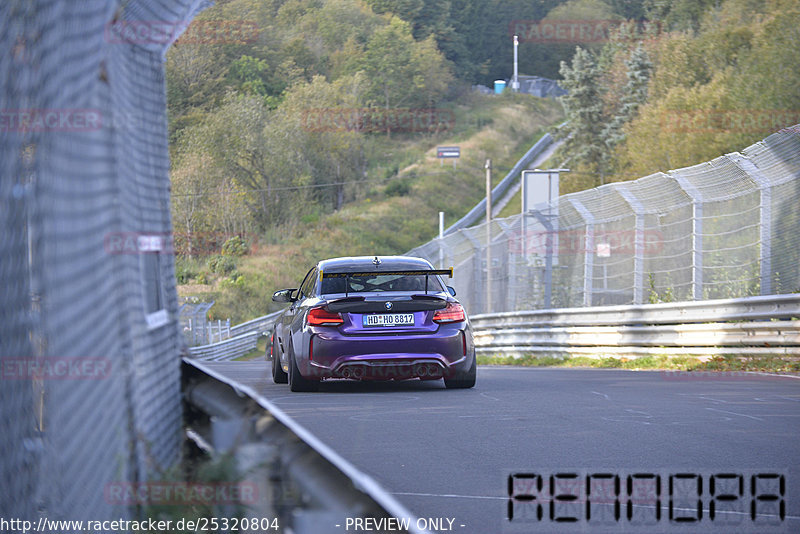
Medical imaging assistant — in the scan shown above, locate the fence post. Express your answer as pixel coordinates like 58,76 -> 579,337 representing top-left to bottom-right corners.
729,153 -> 772,295
438,211 -> 445,269
569,199 -> 595,307
485,159 -> 492,314
496,219 -> 516,310
673,176 -> 704,300
530,209 -> 554,309
463,230 -> 484,313
616,185 -> 646,305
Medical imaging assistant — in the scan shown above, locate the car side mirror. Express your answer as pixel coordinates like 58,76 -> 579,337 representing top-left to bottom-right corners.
272,289 -> 297,303
447,286 -> 457,297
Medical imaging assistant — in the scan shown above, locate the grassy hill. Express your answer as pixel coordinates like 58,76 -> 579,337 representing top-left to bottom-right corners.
177,92 -> 563,322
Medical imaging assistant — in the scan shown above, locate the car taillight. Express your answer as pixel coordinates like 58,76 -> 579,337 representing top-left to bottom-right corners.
307,307 -> 344,326
433,302 -> 465,324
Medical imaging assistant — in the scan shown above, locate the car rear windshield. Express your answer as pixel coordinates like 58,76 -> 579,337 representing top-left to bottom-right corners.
320,273 -> 445,295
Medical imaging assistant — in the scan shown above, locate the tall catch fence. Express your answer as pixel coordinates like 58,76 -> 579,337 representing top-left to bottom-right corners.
408,127 -> 800,315
1,0 -> 209,523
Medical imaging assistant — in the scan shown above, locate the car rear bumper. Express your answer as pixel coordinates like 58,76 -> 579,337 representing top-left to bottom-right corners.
302,326 -> 473,380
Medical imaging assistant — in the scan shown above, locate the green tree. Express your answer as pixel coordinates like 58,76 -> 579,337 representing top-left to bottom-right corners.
349,16 -> 452,129
282,74 -> 370,210
617,0 -> 800,179
228,55 -> 286,109
557,47 -> 608,185
603,45 -> 652,152
178,93 -> 311,229
644,0 -> 718,33
365,0 -> 425,20
171,152 -> 252,253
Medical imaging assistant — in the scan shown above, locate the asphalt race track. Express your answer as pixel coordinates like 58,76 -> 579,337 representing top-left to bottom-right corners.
203,361 -> 800,534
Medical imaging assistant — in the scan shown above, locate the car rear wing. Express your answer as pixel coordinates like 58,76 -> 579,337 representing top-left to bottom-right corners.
320,268 -> 453,279
319,268 -> 453,297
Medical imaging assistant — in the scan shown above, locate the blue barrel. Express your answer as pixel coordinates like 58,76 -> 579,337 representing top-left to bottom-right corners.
494,80 -> 506,94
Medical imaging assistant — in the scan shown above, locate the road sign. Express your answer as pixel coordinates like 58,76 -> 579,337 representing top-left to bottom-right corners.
437,146 -> 460,158
522,169 -> 565,212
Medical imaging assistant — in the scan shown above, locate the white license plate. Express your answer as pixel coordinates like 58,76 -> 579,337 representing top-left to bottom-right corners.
363,313 -> 414,327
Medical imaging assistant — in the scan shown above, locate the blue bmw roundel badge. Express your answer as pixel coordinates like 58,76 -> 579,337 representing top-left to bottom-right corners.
385,302 -> 393,310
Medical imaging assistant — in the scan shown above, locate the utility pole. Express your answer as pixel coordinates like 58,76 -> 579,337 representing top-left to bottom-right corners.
485,159 -> 492,313
438,211 -> 445,268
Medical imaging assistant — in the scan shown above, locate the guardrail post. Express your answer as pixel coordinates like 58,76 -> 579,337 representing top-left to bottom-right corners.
729,153 -> 772,295
569,199 -> 595,307
616,185 -> 646,305
673,176 -> 704,300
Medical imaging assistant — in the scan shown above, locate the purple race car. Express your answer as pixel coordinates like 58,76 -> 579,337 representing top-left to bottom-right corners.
268,255 -> 477,392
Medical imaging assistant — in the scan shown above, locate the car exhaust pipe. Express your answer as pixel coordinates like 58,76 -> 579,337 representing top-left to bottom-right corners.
427,364 -> 441,377
351,366 -> 365,379
341,367 -> 352,378
415,364 -> 428,377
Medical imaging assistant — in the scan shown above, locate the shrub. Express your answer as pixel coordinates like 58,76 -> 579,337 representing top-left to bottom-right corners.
221,235 -> 249,257
384,178 -> 411,197
207,254 -> 237,274
174,257 -> 198,284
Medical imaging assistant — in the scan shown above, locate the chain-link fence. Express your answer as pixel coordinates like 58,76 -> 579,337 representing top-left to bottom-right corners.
1,0 -> 209,523
179,299 -> 234,346
408,127 -> 800,315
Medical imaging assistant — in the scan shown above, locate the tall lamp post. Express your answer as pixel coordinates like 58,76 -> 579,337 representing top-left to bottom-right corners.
511,34 -> 519,92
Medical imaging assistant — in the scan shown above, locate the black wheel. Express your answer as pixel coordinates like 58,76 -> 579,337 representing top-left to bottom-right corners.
271,334 -> 288,384
288,345 -> 319,392
444,356 -> 476,389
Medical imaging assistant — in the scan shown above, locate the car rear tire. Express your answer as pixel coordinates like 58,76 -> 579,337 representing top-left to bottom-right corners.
271,334 -> 288,384
289,345 -> 319,392
444,356 -> 476,389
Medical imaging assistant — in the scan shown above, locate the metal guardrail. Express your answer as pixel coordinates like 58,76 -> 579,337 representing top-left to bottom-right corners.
230,310 -> 284,338
445,132 -> 555,235
188,310 -> 283,361
183,358 -> 426,534
472,294 -> 800,358
187,331 -> 261,361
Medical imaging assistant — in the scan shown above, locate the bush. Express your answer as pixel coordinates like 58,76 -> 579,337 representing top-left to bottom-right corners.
207,254 -> 237,274
384,178 -> 411,197
174,257 -> 198,284
220,271 -> 246,289
221,235 -> 249,257
208,272 -> 274,323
